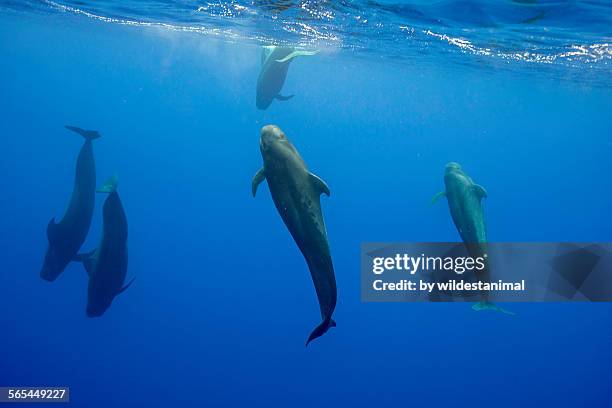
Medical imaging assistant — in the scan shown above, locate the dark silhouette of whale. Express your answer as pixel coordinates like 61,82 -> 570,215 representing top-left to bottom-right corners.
433,162 -> 513,315
40,125 -> 100,282
252,125 -> 337,345
256,46 -> 318,110
77,176 -> 133,317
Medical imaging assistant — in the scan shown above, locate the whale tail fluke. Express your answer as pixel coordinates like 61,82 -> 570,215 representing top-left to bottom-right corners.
65,125 -> 101,140
97,175 -> 118,194
472,301 -> 515,316
305,318 -> 336,347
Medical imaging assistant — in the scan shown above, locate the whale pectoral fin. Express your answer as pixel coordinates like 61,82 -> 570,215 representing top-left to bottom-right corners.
74,250 -> 96,277
46,217 -> 59,242
473,184 -> 488,199
275,94 -> 294,101
74,250 -> 95,263
431,191 -> 446,205
275,49 -> 319,63
309,173 -> 330,197
116,277 -> 135,296
252,167 -> 266,197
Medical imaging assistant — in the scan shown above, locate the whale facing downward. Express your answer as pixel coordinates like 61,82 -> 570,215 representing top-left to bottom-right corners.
77,176 -> 132,317
41,125 -> 100,282
433,162 -> 513,315
252,125 -> 337,345
433,162 -> 488,246
256,46 -> 318,110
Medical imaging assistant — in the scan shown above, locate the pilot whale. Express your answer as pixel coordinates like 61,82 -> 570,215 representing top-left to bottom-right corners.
252,125 -> 337,345
77,176 -> 132,317
41,125 -> 100,282
256,46 -> 318,110
432,162 -> 513,315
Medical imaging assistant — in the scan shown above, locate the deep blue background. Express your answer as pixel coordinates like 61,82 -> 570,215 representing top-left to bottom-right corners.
1,11 -> 611,407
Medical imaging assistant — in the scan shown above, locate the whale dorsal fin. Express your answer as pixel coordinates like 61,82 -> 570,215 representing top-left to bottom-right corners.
275,49 -> 319,63
252,167 -> 266,197
473,184 -> 487,199
309,172 -> 330,196
262,46 -> 275,66
117,277 -> 135,296
46,217 -> 60,242
431,191 -> 446,205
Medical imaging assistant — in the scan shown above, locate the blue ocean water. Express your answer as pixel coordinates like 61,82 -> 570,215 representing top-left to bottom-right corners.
0,1 -> 611,407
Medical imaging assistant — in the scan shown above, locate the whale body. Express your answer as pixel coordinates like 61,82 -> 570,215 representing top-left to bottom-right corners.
256,46 -> 318,110
252,125 -> 337,345
41,125 -> 100,282
77,177 -> 132,317
433,162 -> 513,315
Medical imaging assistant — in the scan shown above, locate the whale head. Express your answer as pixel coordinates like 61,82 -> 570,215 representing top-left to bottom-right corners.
444,162 -> 468,185
445,162 -> 462,173
260,124 -> 285,146
40,246 -> 65,282
86,293 -> 112,318
259,125 -> 299,163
